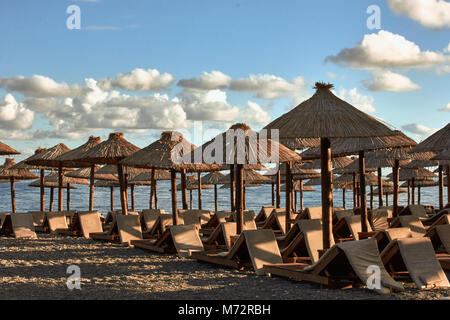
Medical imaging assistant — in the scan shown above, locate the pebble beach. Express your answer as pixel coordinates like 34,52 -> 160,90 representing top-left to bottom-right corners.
1,234 -> 449,300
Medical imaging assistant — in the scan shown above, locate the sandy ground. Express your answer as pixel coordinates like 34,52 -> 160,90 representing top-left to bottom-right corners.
0,234 -> 449,300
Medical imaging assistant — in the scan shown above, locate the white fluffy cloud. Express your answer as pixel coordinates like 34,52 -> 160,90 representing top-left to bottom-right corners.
387,0 -> 450,30
0,94 -> 34,130
98,68 -> 174,91
326,30 -> 449,69
402,123 -> 437,138
177,71 -> 231,90
238,101 -> 271,125
0,75 -> 82,98
336,88 -> 376,113
439,102 -> 450,112
363,70 -> 421,92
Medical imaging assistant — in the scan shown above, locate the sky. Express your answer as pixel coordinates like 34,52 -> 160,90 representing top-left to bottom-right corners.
0,0 -> 449,160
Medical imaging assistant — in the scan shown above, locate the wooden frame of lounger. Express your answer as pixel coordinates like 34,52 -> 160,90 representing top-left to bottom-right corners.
57,211 -> 103,238
40,211 -> 69,234
0,212 -> 11,229
255,206 -> 275,225
422,210 -> 450,227
426,224 -> 450,256
262,210 -> 286,235
200,211 -> 232,235
192,229 -> 283,275
381,238 -> 450,288
202,222 -> 236,250
0,213 -> 37,239
389,216 -> 427,237
333,215 -> 372,242
295,207 -> 322,220
372,228 -> 413,252
90,214 -> 142,244
399,205 -> 429,218
142,213 -> 174,239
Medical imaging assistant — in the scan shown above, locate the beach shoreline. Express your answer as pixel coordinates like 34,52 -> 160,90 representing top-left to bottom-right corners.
1,234 -> 449,300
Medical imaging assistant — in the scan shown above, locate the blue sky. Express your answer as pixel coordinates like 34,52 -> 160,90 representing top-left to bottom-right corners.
0,0 -> 449,159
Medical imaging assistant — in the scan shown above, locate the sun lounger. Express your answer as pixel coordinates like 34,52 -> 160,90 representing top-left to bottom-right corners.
281,219 -> 330,264
369,208 -> 392,231
201,211 -> 232,235
422,209 -> 450,227
390,216 -> 426,237
57,211 -> 103,239
264,238 -> 403,294
132,224 -> 204,257
381,238 -> 450,289
192,229 -> 283,275
255,206 -> 275,225
262,210 -> 286,235
142,213 -> 173,239
41,211 -> 69,234
295,206 -> 322,220
202,221 -> 257,250
333,215 -> 372,242
399,205 -> 429,218
332,209 -> 354,225
27,211 -> 46,229
373,227 -> 413,252
90,214 -> 142,245
0,213 -> 37,239
0,212 -> 10,228
140,209 -> 163,232
426,224 -> 450,255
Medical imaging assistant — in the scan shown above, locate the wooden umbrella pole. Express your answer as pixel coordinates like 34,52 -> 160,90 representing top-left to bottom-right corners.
10,177 -> 16,213
370,185 -> 373,210
89,164 -> 95,211
300,180 -> 304,211
40,169 -> 45,211
66,184 -> 70,211
352,172 -> 357,208
49,187 -> 54,212
154,181 -> 158,209
189,189 -> 193,209
377,167 -> 383,207
171,169 -> 178,225
447,165 -> 450,205
150,168 -> 155,209
271,183 -> 275,206
342,188 -> 346,209
230,164 -> 235,211
438,165 -> 444,210
356,182 -> 360,207
180,169 -> 188,210
110,186 -> 114,211
359,150 -> 368,233
294,189 -> 298,212
58,163 -> 63,211
197,171 -> 202,210
130,184 -> 135,211
236,164 -> 244,234
407,181 -> 410,205
320,138 -> 333,250
411,177 -> 415,205
418,186 -> 421,204
386,193 -> 389,206
276,169 -> 281,208
214,184 -> 218,212
285,161 -> 292,233
116,164 -> 128,215
243,185 -> 247,210
124,174 -> 129,210
392,160 -> 400,217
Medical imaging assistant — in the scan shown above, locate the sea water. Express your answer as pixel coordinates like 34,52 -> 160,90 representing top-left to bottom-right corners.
0,179 -> 445,215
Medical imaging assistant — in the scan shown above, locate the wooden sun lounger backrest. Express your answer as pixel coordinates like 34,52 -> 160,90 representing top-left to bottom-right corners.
0,212 -> 11,227
384,227 -> 413,241
46,211 -> 69,233
427,213 -> 450,229
142,210 -> 161,231
180,213 -> 201,229
226,229 -> 282,275
169,224 -> 204,257
221,222 -> 238,249
388,238 -> 450,289
400,205 -> 428,218
160,214 -> 174,233
78,211 -> 103,239
305,207 -> 322,220
296,219 -> 325,263
255,206 -> 274,222
27,211 -> 46,227
369,209 -> 391,231
333,209 -> 354,224
435,225 -> 450,254
345,215 -> 373,240
2,213 -> 37,239
116,214 -> 142,244
398,216 -> 426,237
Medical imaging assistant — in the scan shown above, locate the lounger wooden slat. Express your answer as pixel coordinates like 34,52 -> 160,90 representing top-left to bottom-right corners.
0,213 -> 37,239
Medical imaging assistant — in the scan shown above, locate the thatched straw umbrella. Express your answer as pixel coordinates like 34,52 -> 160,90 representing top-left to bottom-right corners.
121,131 -> 218,225
201,171 -> 225,212
65,165 -> 118,181
371,185 -> 406,206
0,158 -> 38,213
400,180 -> 436,205
264,83 -> 397,248
52,136 -> 102,211
411,123 -> 449,209
281,182 -> 316,212
71,133 -> 140,215
0,141 -> 20,156
24,144 -> 73,212
94,180 -> 120,211
128,170 -> 171,210
184,123 -> 301,233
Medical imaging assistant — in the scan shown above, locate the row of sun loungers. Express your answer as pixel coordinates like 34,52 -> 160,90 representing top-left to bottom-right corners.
1,204 -> 449,294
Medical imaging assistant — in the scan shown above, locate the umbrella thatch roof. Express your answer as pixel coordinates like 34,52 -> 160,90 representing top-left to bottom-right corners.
412,123 -> 450,153
220,169 -> 271,185
201,171 -> 225,185
281,182 -> 316,192
73,132 -> 140,164
24,143 -> 72,168
29,180 -> 77,189
400,180 -> 437,188
334,172 -> 381,186
278,137 -> 320,150
302,156 -> 353,170
305,176 -> 339,186
54,136 -> 102,167
121,131 -> 219,172
300,131 -> 415,159
128,170 -> 172,184
65,166 -> 118,181
371,186 -> 406,196
387,168 -> 437,181
221,183 -> 262,189
95,164 -> 149,176
10,148 -> 50,170
0,158 -> 38,180
432,148 -> 450,163
0,141 -> 20,155
335,158 -> 377,174
277,162 -> 320,179
94,180 -> 120,188
29,172 -> 86,188
264,83 -> 395,139
176,175 -> 213,190
183,123 -> 302,166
